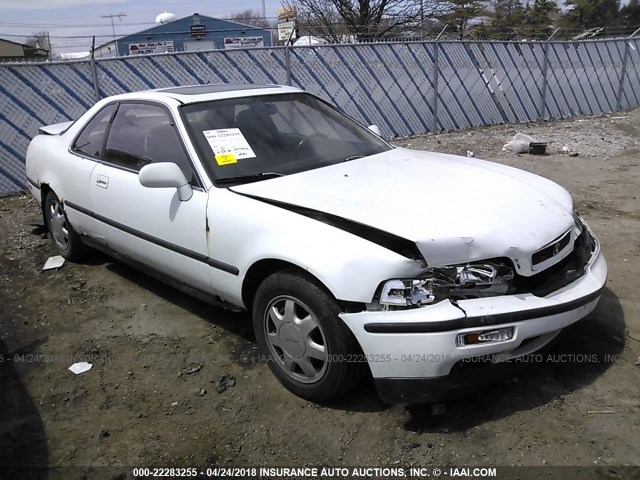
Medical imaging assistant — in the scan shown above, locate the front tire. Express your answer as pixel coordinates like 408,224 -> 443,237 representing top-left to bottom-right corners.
44,191 -> 88,261
252,270 -> 364,402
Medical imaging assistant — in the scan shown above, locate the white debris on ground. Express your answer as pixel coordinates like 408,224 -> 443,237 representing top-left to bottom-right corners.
503,133 -> 539,153
68,362 -> 92,375
395,112 -> 640,160
42,255 -> 65,271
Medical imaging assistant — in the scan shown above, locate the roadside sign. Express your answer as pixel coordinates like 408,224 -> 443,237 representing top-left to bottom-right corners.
223,37 -> 265,49
278,21 -> 297,41
128,41 -> 175,55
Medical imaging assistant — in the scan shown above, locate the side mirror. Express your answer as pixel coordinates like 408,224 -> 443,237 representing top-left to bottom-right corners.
368,125 -> 382,136
139,163 -> 193,201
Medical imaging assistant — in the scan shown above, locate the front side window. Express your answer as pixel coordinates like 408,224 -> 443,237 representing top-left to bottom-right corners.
71,104 -> 117,159
180,93 -> 391,185
104,103 -> 197,184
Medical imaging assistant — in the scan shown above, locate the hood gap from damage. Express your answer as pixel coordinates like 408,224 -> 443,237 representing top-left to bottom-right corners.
230,189 -> 426,266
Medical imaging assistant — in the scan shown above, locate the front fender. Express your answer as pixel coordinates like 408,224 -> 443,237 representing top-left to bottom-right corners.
206,189 -> 423,306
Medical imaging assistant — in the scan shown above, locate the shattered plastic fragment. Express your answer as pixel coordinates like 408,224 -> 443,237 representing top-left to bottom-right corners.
43,255 -> 65,271
68,362 -> 92,375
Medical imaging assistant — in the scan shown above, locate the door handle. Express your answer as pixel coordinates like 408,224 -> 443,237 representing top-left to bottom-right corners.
96,175 -> 109,189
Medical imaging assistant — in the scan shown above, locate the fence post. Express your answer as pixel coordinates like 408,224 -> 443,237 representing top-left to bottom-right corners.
283,27 -> 297,86
432,42 -> 439,133
616,27 -> 640,112
285,45 -> 292,86
90,36 -> 101,102
539,28 -> 558,121
432,26 -> 446,132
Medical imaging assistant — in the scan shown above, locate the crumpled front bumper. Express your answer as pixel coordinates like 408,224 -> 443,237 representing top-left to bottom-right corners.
339,229 -> 607,404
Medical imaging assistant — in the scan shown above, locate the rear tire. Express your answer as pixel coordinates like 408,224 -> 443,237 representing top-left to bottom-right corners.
44,191 -> 88,261
252,270 -> 364,402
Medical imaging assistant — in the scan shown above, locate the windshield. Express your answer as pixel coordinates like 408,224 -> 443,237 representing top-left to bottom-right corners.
180,93 -> 391,185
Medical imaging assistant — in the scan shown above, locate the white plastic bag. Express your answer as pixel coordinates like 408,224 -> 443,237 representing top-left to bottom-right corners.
502,133 -> 538,154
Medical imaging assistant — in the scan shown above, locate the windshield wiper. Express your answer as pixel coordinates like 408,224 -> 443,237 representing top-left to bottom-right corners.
345,155 -> 364,162
216,172 -> 284,185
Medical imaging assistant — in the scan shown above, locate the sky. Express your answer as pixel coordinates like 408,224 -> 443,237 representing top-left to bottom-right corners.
0,0 -> 282,53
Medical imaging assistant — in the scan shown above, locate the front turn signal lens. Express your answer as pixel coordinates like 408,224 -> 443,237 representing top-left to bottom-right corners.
456,327 -> 514,347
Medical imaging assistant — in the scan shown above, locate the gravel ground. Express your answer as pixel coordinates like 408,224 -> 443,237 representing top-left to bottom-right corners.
1,110 -> 639,479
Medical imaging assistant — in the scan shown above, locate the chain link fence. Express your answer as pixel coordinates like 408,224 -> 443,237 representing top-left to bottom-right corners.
1,38 -> 639,195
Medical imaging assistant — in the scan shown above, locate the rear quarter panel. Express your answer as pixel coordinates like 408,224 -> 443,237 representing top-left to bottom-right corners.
26,132 -> 97,235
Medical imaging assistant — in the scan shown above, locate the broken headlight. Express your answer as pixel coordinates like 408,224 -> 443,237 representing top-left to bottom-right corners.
573,210 -> 584,237
379,262 -> 514,308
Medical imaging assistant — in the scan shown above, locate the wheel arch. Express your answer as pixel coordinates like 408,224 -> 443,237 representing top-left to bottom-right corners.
241,258 -> 365,313
242,259 -> 318,311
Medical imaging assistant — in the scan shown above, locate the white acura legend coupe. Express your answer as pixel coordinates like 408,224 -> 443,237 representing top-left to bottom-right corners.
25,84 -> 607,403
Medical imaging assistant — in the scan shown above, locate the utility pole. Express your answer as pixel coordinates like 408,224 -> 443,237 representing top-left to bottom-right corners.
101,13 -> 126,57
420,0 -> 425,38
46,31 -> 52,61
262,0 -> 266,21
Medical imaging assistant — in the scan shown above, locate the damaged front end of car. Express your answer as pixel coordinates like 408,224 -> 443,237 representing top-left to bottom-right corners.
339,212 -> 606,404
370,212 -> 598,312
376,261 -> 515,309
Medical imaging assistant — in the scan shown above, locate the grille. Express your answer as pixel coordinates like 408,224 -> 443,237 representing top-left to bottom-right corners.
514,227 -> 595,297
532,229 -> 572,266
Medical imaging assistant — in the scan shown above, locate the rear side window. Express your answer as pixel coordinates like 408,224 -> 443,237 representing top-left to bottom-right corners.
104,103 -> 196,183
71,104 -> 117,159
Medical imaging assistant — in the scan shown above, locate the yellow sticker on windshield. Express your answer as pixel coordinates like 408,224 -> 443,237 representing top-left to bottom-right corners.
215,153 -> 237,165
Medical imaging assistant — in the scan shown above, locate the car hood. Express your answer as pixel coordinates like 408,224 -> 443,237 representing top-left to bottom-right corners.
231,148 -> 575,274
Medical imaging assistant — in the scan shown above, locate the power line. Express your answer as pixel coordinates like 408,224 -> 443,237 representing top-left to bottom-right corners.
0,26 -> 279,40
0,16 -> 282,29
3,23 -> 639,46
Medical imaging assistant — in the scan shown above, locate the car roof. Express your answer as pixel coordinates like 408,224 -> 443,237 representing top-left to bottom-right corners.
105,84 -> 304,105
160,84 -> 277,95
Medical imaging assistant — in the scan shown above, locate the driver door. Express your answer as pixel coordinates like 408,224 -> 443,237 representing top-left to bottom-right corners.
89,101 -> 211,293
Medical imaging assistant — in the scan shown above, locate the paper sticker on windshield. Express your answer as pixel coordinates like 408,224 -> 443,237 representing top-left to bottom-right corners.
215,153 -> 237,166
203,128 -> 256,161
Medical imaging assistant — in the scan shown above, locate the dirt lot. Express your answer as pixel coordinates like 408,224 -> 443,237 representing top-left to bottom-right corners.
1,110 -> 639,479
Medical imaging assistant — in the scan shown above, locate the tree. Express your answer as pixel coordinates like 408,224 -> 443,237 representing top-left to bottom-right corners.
561,0 -> 620,31
24,31 -> 50,51
285,0 -> 448,42
619,0 -> 640,29
495,0 -> 527,36
438,0 -> 486,39
522,0 -> 558,37
484,0 -> 528,38
293,2 -> 352,43
229,9 -> 273,29
472,0 -> 558,39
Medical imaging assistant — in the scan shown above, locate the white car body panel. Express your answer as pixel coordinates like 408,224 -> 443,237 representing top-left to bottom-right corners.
204,188 -> 422,306
24,84 -> 608,402
26,134 -> 99,236
88,164 -> 212,291
232,148 -> 575,275
340,246 -> 606,378
39,121 -> 73,136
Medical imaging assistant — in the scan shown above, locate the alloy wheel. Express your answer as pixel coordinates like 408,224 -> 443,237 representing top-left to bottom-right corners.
49,200 -> 69,250
263,295 -> 328,384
